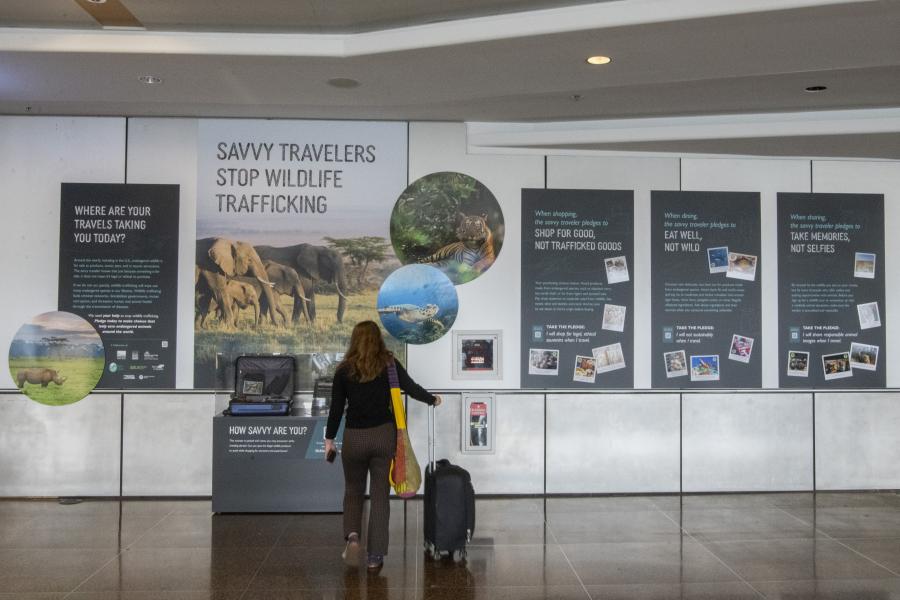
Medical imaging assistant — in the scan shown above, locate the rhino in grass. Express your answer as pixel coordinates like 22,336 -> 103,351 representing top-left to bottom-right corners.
16,368 -> 67,388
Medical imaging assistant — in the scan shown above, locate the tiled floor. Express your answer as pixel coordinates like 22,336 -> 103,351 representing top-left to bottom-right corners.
3,493 -> 900,599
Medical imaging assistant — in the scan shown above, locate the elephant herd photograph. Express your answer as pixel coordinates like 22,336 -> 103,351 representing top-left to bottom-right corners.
193,236 -> 402,388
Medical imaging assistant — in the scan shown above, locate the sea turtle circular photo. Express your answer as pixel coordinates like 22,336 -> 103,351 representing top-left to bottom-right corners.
376,264 -> 458,344
390,171 -> 504,285
8,311 -> 105,406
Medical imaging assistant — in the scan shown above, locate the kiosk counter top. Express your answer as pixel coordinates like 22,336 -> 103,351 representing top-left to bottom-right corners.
212,406 -> 344,513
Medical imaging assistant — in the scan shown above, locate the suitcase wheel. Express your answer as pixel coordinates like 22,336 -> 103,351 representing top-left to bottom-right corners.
452,549 -> 467,563
423,542 -> 436,560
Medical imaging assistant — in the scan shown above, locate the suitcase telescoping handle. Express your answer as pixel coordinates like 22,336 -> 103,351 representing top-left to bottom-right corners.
428,401 -> 436,471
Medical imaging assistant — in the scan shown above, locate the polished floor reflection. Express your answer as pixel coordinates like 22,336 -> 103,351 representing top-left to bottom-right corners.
3,493 -> 900,598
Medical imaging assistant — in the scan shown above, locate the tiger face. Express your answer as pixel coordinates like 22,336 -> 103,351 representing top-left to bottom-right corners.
456,212 -> 490,249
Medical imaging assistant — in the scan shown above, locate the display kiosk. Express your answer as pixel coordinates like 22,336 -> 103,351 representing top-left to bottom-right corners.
212,404 -> 344,512
211,353 -> 344,513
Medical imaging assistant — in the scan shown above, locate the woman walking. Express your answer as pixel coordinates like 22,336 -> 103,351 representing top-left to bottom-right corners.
325,320 -> 441,571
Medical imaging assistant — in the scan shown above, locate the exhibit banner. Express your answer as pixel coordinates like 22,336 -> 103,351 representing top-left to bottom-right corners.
58,183 -> 179,389
651,191 -> 761,388
777,193 -> 886,388
521,189 -> 634,389
195,119 -> 407,389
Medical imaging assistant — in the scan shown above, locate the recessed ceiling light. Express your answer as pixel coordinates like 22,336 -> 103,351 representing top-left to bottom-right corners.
85,0 -> 107,4
138,75 -> 163,85
328,78 -> 360,89
805,85 -> 828,92
586,55 -> 612,65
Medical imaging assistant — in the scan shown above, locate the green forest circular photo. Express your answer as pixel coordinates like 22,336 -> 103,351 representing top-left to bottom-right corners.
8,311 -> 105,406
390,172 -> 504,285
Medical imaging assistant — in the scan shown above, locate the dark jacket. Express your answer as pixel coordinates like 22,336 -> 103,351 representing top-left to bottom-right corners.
325,359 -> 435,439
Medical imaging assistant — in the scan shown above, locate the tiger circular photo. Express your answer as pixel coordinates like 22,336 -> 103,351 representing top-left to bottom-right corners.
389,171 -> 504,285
377,264 -> 458,345
8,311 -> 105,406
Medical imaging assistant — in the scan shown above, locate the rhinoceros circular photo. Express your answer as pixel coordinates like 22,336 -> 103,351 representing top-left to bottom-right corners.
8,311 -> 105,406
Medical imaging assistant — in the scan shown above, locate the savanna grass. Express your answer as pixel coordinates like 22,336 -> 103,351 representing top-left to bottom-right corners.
9,356 -> 105,406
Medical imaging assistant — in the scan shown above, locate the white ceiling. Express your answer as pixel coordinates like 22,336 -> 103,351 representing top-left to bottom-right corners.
0,0 -> 612,33
1,0 -> 899,158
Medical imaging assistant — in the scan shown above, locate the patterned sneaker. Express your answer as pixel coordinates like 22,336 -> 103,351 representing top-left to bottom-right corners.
366,553 -> 384,571
342,533 -> 360,566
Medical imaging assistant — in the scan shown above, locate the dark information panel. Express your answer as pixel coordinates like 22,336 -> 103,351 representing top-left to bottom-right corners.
58,183 -> 179,389
521,189 -> 634,389
213,413 -> 345,512
777,193 -> 886,388
651,191 -> 762,388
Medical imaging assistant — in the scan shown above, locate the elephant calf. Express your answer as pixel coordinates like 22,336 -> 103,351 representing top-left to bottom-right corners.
197,280 -> 261,328
16,368 -> 67,388
263,260 -> 312,325
232,275 -> 292,327
226,280 -> 261,326
196,237 -> 280,327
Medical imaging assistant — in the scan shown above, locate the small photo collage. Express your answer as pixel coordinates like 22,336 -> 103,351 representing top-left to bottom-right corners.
781,248 -> 883,381
706,246 -> 757,281
786,343 -> 880,379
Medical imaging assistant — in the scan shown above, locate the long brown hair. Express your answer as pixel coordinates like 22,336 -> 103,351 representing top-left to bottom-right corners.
339,320 -> 392,382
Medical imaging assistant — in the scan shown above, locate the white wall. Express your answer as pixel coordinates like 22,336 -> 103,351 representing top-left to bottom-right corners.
122,392 -> 216,496
546,393 -> 680,493
682,392 -> 813,492
406,123 -> 544,389
816,392 -> 900,490
407,393 -> 545,494
812,160 -> 900,489
0,117 -> 127,496
0,393 -> 121,496
0,116 -> 126,388
1,116 -> 900,496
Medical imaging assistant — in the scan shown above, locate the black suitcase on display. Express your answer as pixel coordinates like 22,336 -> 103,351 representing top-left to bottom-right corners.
423,404 -> 476,562
224,354 -> 296,416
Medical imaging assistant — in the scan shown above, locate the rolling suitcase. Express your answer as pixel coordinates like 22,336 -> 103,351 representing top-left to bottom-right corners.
423,403 -> 475,562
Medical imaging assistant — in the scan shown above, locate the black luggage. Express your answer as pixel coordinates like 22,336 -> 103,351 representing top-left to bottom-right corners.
423,404 -> 475,562
225,354 -> 296,416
